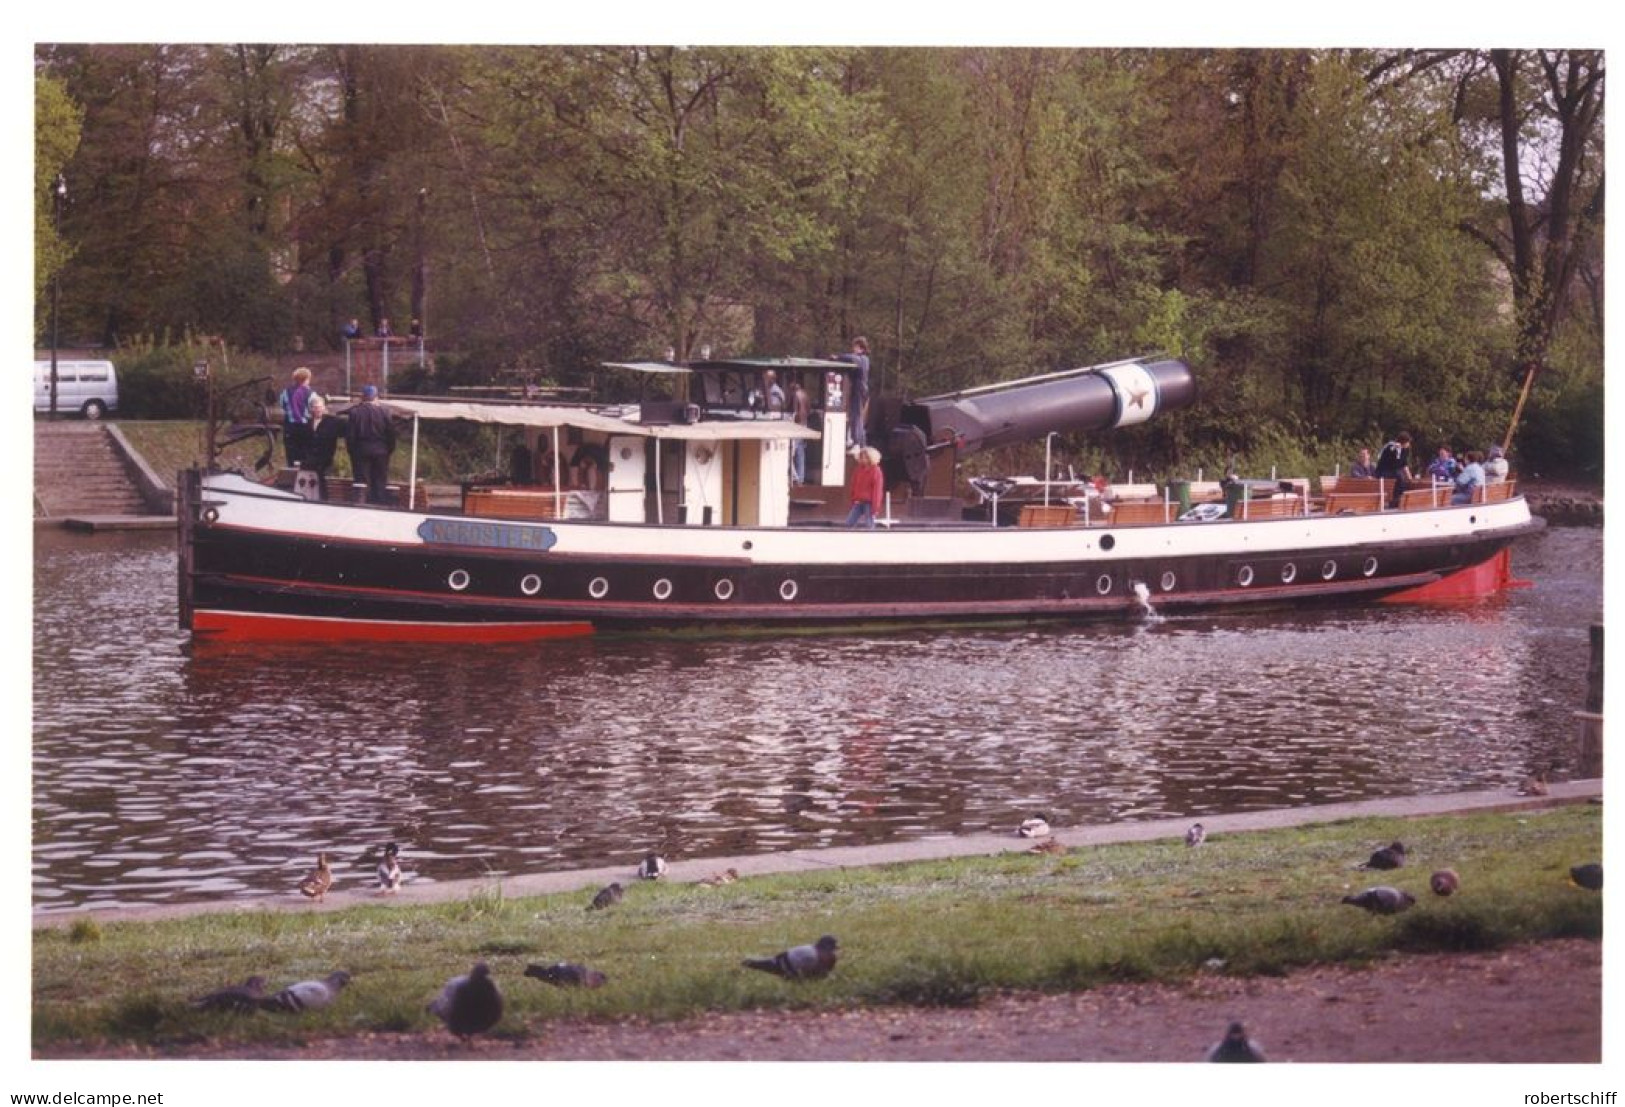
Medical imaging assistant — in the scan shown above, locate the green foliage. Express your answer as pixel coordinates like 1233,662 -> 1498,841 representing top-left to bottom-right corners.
34,74 -> 81,306
112,337 -> 279,420
1519,375 -> 1605,481
33,46 -> 1605,479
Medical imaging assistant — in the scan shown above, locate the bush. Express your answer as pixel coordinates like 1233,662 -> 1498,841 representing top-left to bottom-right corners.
114,335 -> 280,420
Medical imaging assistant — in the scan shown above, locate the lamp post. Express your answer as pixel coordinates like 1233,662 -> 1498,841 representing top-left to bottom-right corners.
48,173 -> 67,421
411,187 -> 427,362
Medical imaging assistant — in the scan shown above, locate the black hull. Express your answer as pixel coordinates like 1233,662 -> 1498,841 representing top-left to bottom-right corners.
186,519 -> 1529,636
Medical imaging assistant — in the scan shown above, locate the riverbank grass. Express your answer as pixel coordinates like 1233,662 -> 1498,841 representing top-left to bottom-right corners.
34,806 -> 1600,1051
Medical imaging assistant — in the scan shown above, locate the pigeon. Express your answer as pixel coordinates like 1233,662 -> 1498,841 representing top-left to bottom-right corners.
700,868 -> 739,887
298,853 -> 333,902
261,970 -> 352,1013
1341,886 -> 1417,915
1430,869 -> 1460,896
588,882 -> 623,911
1185,823 -> 1206,848
376,842 -> 402,894
1028,838 -> 1065,855
1206,1020 -> 1266,1062
428,962 -> 504,1040
1017,815 -> 1051,838
637,853 -> 667,880
1570,863 -> 1603,891
191,975 -> 267,1013
743,935 -> 840,980
1360,842 -> 1407,870
524,961 -> 608,989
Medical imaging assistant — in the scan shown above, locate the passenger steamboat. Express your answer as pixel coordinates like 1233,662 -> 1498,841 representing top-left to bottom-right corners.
176,355 -> 1540,641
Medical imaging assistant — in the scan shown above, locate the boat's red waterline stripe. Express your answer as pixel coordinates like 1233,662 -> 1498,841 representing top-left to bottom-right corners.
191,610 -> 595,642
1380,549 -> 1530,603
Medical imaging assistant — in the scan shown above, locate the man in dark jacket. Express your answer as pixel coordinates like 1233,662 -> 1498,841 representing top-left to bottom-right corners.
1375,430 -> 1414,508
345,385 -> 397,504
307,394 -> 345,499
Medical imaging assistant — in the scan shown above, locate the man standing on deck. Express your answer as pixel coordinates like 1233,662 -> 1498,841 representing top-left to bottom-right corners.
834,337 -> 870,448
790,379 -> 810,485
345,385 -> 397,504
1375,430 -> 1414,508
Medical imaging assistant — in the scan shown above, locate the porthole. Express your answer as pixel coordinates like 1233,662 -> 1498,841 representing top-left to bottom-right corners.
1321,560 -> 1338,581
1099,534 -> 1117,551
1362,556 -> 1379,578
520,574 -> 542,596
1095,574 -> 1113,596
779,579 -> 798,602
652,578 -> 673,601
448,569 -> 471,592
1159,570 -> 1177,592
742,540 -> 754,551
1280,562 -> 1297,584
1237,565 -> 1255,587
714,578 -> 735,601
588,576 -> 610,598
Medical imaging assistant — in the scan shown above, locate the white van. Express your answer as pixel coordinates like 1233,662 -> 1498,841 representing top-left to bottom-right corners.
33,359 -> 119,419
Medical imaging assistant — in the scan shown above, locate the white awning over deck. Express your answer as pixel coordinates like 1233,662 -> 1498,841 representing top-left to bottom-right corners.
384,397 -> 817,440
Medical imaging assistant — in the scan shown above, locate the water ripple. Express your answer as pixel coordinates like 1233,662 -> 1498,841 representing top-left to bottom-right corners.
31,526 -> 1599,912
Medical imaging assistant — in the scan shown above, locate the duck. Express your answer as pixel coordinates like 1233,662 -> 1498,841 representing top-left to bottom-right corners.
743,935 -> 839,980
524,961 -> 608,989
376,842 -> 402,894
1360,841 -> 1407,870
700,868 -> 739,886
191,974 -> 267,1014
1570,862 -> 1602,891
1430,869 -> 1460,896
429,962 -> 504,1040
1206,1021 -> 1266,1062
1341,886 -> 1416,915
1017,815 -> 1051,839
588,882 -> 623,910
1185,823 -> 1207,848
1028,838 -> 1065,855
298,853 -> 333,902
261,970 -> 351,1013
636,853 -> 667,880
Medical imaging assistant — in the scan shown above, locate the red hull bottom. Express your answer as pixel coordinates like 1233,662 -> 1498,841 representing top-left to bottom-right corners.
191,610 -> 596,643
1380,549 -> 1529,604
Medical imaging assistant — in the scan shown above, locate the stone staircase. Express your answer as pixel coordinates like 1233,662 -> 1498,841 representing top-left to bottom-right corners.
34,421 -> 153,519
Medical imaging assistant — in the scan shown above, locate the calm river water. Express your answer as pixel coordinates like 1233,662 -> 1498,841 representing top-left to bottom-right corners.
32,524 -> 1600,913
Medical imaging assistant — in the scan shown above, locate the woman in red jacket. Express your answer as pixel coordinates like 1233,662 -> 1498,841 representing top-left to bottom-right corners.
844,447 -> 885,528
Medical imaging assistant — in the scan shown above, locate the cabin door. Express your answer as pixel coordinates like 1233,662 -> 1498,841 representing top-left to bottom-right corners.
648,439 -> 684,523
606,435 -> 647,522
727,441 -> 762,527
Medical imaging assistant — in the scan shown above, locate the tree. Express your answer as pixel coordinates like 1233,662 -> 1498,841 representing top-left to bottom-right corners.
34,74 -> 81,310
1483,50 -> 1604,447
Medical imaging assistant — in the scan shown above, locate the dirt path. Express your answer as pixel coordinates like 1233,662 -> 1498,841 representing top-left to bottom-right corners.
43,939 -> 1599,1063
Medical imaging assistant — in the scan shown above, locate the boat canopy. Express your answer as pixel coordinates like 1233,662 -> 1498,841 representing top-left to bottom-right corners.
382,396 -> 818,441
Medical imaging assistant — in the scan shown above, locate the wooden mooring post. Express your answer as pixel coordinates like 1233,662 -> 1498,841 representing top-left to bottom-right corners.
1577,623 -> 1603,778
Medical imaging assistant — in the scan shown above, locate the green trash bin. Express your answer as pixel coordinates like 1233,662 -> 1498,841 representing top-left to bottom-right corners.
1167,480 -> 1192,517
